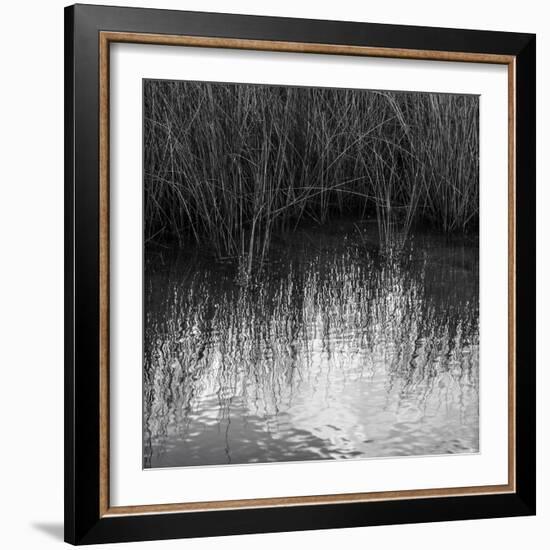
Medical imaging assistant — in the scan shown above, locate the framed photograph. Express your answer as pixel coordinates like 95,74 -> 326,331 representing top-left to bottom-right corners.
64,4 -> 536,545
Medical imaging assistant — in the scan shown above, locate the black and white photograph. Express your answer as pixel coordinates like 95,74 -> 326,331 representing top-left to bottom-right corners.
142,79 -> 480,469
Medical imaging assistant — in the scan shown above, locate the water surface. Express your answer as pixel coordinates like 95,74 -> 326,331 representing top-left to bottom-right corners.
143,223 -> 479,468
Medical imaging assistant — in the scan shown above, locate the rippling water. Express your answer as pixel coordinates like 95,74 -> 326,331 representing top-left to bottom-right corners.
143,223 -> 479,468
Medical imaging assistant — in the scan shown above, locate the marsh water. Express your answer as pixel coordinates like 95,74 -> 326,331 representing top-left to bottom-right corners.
143,222 -> 479,468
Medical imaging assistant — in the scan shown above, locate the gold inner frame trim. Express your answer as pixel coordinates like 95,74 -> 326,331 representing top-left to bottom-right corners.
98,31 -> 517,518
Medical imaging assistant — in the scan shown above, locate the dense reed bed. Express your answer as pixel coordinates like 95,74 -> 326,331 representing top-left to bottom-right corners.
144,80 -> 478,263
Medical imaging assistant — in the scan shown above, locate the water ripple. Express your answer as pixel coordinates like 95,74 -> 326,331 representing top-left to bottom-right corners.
143,226 -> 479,468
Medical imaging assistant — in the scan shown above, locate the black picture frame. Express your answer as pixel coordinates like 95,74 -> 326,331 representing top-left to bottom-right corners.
65,3 -> 536,545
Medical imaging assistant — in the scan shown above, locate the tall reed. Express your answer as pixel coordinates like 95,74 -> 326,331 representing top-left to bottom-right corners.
144,81 -> 478,264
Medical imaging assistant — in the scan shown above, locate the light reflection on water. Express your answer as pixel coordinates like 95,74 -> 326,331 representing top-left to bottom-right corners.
143,225 -> 479,468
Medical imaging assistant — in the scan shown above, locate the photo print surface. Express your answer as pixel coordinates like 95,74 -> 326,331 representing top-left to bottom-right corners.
142,79 -> 479,469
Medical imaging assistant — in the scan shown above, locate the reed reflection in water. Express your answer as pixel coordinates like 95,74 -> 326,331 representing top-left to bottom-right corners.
143,225 -> 479,468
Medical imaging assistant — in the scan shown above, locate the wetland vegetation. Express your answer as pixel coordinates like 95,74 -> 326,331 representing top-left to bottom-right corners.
143,80 -> 479,468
